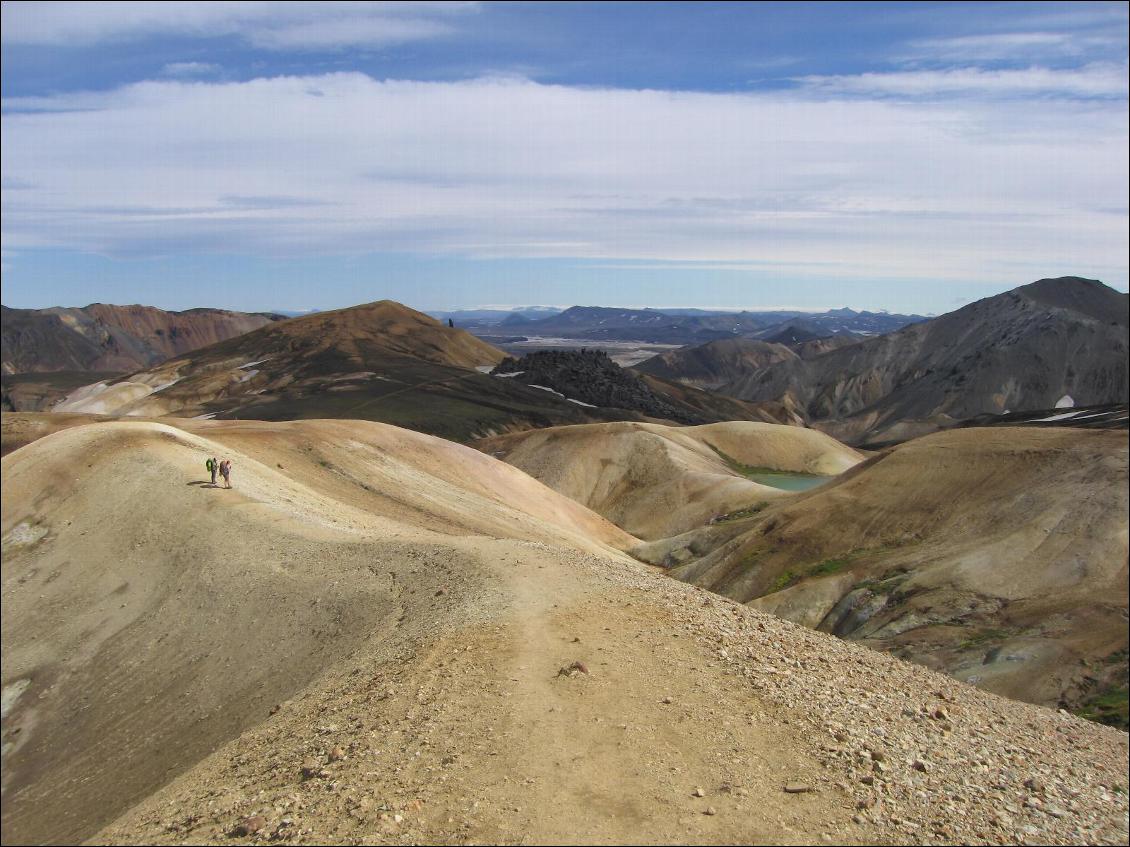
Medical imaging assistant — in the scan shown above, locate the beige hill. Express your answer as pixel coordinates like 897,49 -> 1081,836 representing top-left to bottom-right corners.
1,414 -> 1128,846
639,427 -> 1128,718
475,420 -> 1127,721
477,421 -> 862,539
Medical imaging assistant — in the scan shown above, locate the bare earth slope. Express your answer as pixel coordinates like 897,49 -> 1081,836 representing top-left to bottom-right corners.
478,421 -> 862,539
1,303 -> 281,375
642,427 -> 1128,719
0,416 -> 632,844
634,338 -> 800,391
1,415 -> 1127,846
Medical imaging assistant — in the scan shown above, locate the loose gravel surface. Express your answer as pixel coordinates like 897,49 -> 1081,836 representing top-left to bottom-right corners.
96,540 -> 1128,846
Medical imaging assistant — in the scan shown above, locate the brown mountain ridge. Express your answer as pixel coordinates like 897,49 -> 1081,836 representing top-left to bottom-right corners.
49,300 -> 776,441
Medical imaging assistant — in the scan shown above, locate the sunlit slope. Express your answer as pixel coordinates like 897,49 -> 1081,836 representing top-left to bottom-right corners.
0,418 -> 633,844
650,427 -> 1128,715
478,420 -> 862,539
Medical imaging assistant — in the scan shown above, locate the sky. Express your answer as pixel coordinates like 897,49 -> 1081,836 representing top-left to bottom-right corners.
1,1 -> 1127,314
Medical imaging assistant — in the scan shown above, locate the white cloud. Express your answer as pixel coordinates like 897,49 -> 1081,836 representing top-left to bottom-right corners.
1,72 -> 1127,286
902,31 -> 1126,63
0,2 -> 475,49
161,61 -> 222,77
797,63 -> 1129,99
245,15 -> 452,49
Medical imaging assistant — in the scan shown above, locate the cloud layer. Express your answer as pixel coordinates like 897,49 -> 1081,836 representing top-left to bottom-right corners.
0,2 -> 475,49
2,72 -> 1127,284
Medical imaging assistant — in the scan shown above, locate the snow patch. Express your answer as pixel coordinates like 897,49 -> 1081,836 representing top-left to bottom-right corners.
1,679 -> 31,720
238,358 -> 270,369
1032,411 -> 1081,422
149,376 -> 183,393
529,384 -> 565,397
494,371 -> 525,378
567,398 -> 597,408
1055,394 -> 1075,409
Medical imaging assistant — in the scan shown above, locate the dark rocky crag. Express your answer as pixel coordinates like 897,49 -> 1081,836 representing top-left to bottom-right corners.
492,349 -> 702,423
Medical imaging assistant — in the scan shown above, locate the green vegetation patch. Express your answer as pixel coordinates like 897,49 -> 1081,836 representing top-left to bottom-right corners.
808,556 -> 851,577
956,627 -> 1014,651
769,570 -> 801,593
705,443 -> 824,480
714,501 -> 770,523
1074,685 -> 1129,731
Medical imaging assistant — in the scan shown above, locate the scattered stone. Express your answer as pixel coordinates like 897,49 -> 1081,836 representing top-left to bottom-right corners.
784,783 -> 812,794
557,661 -> 588,677
231,815 -> 266,836
328,746 -> 346,762
300,760 -> 326,780
661,696 -> 673,704
704,806 -> 717,816
692,787 -> 705,798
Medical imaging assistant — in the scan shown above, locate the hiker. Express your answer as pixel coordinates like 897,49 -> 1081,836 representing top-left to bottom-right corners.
206,456 -> 218,486
219,459 -> 232,489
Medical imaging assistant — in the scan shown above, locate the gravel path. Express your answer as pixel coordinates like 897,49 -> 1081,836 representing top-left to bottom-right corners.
96,539 -> 1128,846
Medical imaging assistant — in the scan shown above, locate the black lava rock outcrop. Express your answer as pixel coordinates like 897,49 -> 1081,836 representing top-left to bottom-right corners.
492,349 -> 701,423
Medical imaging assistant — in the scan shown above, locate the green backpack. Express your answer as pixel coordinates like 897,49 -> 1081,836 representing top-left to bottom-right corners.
206,458 -> 215,472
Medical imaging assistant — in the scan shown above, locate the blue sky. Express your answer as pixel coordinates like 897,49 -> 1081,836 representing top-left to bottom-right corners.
2,1 -> 1127,314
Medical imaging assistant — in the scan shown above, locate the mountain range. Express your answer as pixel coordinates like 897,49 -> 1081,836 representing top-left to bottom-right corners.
465,305 -> 927,345
45,301 -> 775,441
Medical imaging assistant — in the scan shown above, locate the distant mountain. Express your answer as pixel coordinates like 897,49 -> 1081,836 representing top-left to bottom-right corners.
501,306 -> 775,344
1,303 -> 284,375
643,277 -> 1128,445
470,305 -> 927,345
760,324 -> 829,346
751,310 -> 928,340
48,301 -> 778,441
427,306 -> 564,327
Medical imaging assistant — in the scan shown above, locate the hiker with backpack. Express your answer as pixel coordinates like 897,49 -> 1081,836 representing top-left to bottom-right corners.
206,456 -> 218,485
219,459 -> 232,489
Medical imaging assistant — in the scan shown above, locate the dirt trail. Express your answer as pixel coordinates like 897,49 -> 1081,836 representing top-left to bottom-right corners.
95,536 -> 875,846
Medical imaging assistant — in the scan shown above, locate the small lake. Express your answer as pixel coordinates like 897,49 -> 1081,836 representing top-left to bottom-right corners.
744,471 -> 832,492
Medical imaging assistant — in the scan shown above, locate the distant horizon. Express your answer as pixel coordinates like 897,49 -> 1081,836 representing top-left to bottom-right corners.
9,273 -> 1129,319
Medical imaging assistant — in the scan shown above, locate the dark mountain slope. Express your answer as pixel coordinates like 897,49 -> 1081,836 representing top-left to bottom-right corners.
714,277 -> 1128,444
